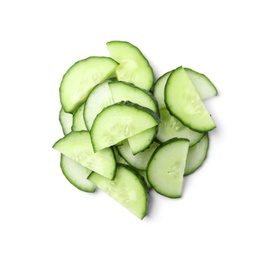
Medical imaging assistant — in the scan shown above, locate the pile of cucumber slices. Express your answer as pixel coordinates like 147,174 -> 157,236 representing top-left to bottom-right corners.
53,41 -> 218,220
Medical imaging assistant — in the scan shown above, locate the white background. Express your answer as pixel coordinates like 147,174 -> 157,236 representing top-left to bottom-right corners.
1,0 -> 279,259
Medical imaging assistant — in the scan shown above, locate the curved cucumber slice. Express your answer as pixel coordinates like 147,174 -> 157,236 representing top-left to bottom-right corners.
147,138 -> 190,198
117,140 -> 160,170
107,41 -> 154,91
184,133 -> 209,176
127,127 -> 157,154
72,104 -> 87,131
53,131 -> 116,179
153,68 -> 218,109
84,80 -> 114,130
60,57 -> 118,113
109,81 -> 158,113
157,108 -> 204,146
59,108 -> 73,135
88,164 -> 149,219
91,101 -> 160,151
165,67 -> 216,132
185,68 -> 218,99
60,155 -> 96,192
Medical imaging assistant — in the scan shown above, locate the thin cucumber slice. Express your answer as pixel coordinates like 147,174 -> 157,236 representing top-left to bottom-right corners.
83,80 -> 114,130
185,68 -> 218,99
157,108 -> 204,146
147,138 -> 190,198
91,101 -> 160,151
107,41 -> 154,91
59,108 -> 73,135
60,155 -> 96,192
153,68 -> 218,109
72,104 -> 87,131
137,170 -> 152,189
165,67 -> 216,132
113,146 -> 129,165
153,71 -> 172,109
60,57 -> 118,113
109,81 -> 158,113
127,127 -> 158,154
184,133 -> 209,176
117,140 -> 160,170
88,164 -> 149,219
53,131 -> 116,179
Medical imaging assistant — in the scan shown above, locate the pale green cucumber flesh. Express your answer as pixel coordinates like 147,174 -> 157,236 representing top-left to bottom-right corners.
165,67 -> 216,132
157,108 -> 204,146
117,140 -> 160,170
91,101 -> 160,151
72,104 -> 87,131
59,108 -> 73,135
60,155 -> 96,192
88,164 -> 149,219
107,41 -> 154,91
184,133 -> 209,176
60,57 -> 118,113
127,127 -> 158,154
83,80 -> 114,130
53,131 -> 116,179
185,68 -> 218,99
147,138 -> 190,198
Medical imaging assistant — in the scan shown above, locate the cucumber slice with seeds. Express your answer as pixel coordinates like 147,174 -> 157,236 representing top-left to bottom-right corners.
53,131 -> 116,179
91,101 -> 160,151
165,67 -> 216,132
88,164 -> 149,219
60,154 -> 96,192
157,108 -> 204,146
147,138 -> 190,198
184,133 -> 209,176
60,57 -> 118,113
107,41 -> 154,91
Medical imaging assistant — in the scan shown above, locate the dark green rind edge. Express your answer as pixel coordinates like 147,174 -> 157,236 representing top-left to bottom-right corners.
108,80 -> 159,114
146,138 -> 190,199
184,67 -> 218,96
59,56 -> 118,114
106,41 -> 154,92
87,163 -> 149,220
53,130 -> 117,180
90,101 -> 161,152
60,154 -> 96,193
184,133 -> 209,176
164,67 -> 216,133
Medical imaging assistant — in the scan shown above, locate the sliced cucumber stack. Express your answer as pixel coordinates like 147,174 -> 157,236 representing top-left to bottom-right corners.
53,40 -> 218,219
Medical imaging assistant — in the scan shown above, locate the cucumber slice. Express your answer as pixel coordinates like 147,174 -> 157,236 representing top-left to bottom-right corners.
185,133 -> 209,176
165,67 -> 216,132
53,131 -> 116,179
147,138 -> 190,198
153,68 -> 218,109
137,170 -> 152,190
117,140 -> 160,170
88,164 -> 149,219
157,108 -> 204,146
127,127 -> 158,154
113,146 -> 129,165
59,108 -> 73,135
72,104 -> 87,131
91,101 -> 160,151
185,68 -> 218,99
60,57 -> 118,113
109,81 -> 158,113
60,155 -> 96,192
83,80 -> 114,130
107,41 -> 154,91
